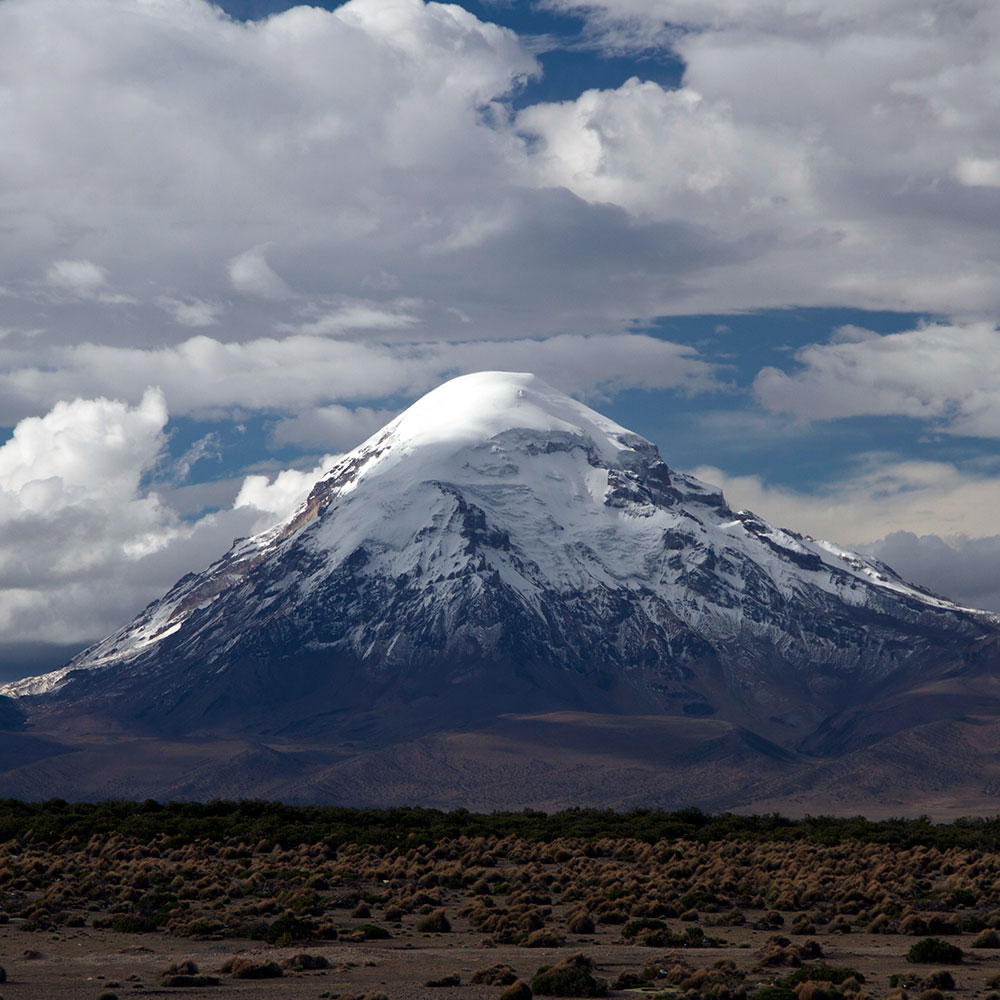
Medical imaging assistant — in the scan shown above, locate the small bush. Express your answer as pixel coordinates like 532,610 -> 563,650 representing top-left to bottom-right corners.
353,923 -> 392,940
922,971 -> 955,990
522,929 -> 566,948
222,957 -> 283,979
417,909 -> 451,933
532,954 -> 608,997
501,980 -> 533,1000
160,972 -> 221,987
782,967 -> 865,987
264,912 -> 316,945
282,953 -> 330,971
472,964 -> 518,986
907,939 -> 963,964
623,918 -> 668,940
425,974 -> 462,987
973,929 -> 1000,948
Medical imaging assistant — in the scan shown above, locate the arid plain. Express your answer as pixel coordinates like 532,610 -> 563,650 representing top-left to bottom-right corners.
4,819 -> 1000,1000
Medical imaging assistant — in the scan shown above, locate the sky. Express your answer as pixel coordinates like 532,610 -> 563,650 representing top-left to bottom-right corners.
2,0 -> 1000,679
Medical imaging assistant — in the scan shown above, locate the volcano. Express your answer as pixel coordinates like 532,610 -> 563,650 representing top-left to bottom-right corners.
3,372 -> 999,814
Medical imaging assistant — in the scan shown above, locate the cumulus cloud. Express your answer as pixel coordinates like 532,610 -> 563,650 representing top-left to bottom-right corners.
515,81 -> 813,226
0,389 -> 307,646
0,0 -> 558,350
522,0 -> 1000,316
235,454 -> 342,519
1,0 -> 997,366
753,321 -> 1000,436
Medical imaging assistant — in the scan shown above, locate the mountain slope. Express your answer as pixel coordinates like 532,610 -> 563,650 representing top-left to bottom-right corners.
2,371 -> 997,808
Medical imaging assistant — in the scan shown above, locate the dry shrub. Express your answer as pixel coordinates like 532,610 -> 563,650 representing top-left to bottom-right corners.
794,982 -> 841,1000
500,979 -> 533,1000
921,972 -> 955,991
158,959 -> 221,987
425,974 -> 462,987
471,963 -> 517,986
416,908 -> 452,933
758,937 -> 802,968
532,954 -> 607,998
973,929 -> 1000,948
282,953 -> 330,971
521,929 -> 566,948
221,957 -> 283,979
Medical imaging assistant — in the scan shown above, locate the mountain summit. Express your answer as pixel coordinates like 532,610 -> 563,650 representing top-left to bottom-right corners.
3,372 -> 999,811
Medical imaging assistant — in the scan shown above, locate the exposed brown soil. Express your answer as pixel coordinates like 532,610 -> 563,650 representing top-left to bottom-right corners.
4,832 -> 1000,999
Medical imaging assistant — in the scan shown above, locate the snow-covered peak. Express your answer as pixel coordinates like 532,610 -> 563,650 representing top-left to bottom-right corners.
327,371 -> 647,490
385,371 -> 635,454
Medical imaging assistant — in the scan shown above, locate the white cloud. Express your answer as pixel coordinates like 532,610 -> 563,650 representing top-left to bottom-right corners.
690,457 -> 1000,548
3,0 -> 997,362
521,0 -> 1000,316
227,247 -> 290,300
0,388 -> 337,645
44,258 -> 136,305
0,0 -> 555,350
46,259 -> 108,298
954,157 -> 1000,188
158,296 -> 224,327
516,81 -> 814,226
753,321 -> 1000,436
235,454 -> 342,520
277,300 -> 422,337
0,331 -> 719,421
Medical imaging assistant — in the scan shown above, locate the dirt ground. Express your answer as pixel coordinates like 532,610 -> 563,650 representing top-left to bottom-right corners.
2,834 -> 1000,1000
2,919 -> 999,1000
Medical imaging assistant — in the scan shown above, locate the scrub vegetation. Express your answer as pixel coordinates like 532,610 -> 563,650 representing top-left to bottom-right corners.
3,802 -> 1000,997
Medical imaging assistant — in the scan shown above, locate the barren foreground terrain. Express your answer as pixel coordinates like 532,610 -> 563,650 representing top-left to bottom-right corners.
4,816 -> 1000,1000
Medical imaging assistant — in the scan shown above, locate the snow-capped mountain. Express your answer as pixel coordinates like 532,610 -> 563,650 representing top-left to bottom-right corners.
4,371 -> 994,756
